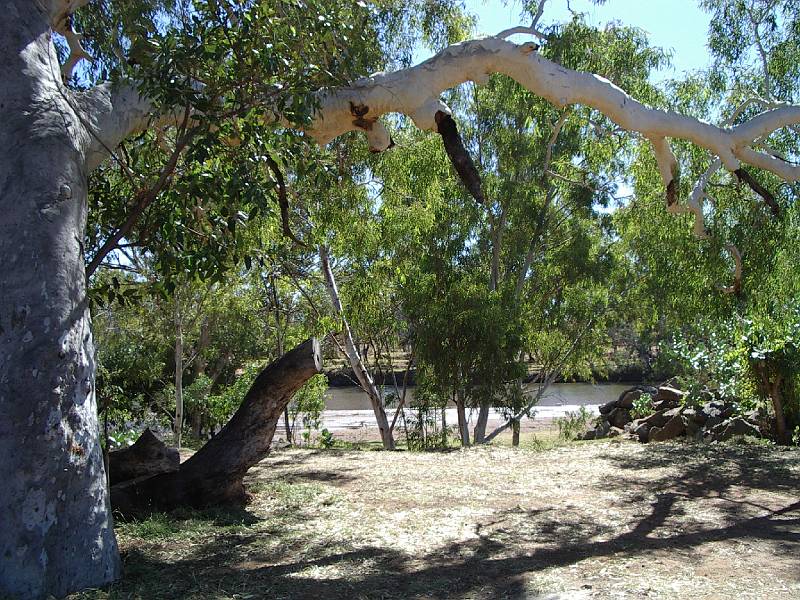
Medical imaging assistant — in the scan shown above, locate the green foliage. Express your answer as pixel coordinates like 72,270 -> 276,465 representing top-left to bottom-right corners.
319,428 -> 336,449
631,393 -> 655,419
556,406 -> 592,441
205,361 -> 264,428
289,374 -> 329,446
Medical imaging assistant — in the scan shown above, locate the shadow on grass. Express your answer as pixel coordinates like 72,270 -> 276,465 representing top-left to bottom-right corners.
90,445 -> 800,600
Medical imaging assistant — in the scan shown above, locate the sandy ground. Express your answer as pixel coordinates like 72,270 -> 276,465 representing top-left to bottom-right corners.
78,439 -> 800,600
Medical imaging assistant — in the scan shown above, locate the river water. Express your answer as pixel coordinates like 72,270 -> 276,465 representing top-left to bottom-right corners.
320,382 -> 632,431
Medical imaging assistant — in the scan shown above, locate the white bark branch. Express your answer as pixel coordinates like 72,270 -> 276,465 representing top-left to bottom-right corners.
719,243 -> 743,295
304,37 -> 800,201
49,0 -> 93,80
80,83 -> 185,171
77,34 -> 800,216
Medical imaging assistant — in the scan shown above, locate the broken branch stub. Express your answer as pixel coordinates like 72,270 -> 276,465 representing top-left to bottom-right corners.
435,110 -> 484,204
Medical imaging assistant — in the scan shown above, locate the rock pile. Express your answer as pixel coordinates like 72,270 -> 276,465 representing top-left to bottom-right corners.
582,386 -> 767,443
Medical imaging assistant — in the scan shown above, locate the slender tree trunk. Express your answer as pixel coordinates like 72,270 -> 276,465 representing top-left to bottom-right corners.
174,304 -> 184,449
767,375 -> 789,444
270,274 -> 293,445
474,405 -> 490,443
758,365 -> 789,444
455,392 -> 470,447
191,317 -> 211,439
441,406 -> 447,447
512,420 -> 521,447
319,246 -> 395,449
0,4 -> 120,596
112,339 -> 322,514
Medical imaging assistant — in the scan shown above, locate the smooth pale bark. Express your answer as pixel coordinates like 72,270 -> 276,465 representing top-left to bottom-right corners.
111,338 -> 322,514
319,247 -> 396,450
7,0 -> 800,595
0,2 -> 120,597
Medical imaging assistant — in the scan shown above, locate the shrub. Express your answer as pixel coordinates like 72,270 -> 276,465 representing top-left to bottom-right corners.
556,406 -> 592,441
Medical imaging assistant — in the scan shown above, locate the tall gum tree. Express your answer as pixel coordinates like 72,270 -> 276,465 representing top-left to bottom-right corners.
0,1 -> 123,597
4,0 -> 800,597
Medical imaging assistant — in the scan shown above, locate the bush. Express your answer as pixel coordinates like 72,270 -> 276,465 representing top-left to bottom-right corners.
631,393 -> 654,419
556,406 -> 592,441
289,374 -> 329,446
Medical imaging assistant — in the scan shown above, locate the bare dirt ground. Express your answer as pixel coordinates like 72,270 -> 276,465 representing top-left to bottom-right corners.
77,439 -> 800,599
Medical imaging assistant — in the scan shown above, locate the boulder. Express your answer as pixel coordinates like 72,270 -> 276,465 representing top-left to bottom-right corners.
598,400 -> 617,415
701,400 -> 734,421
682,414 -> 702,441
708,417 -> 761,442
607,426 -> 624,438
655,386 -> 686,404
653,398 -> 680,412
682,407 -> 703,424
704,415 -> 724,432
594,419 -> 611,439
663,407 -> 684,419
582,429 -> 597,441
642,409 -> 669,429
608,408 -> 633,429
617,389 -> 642,409
649,413 -> 685,442
634,421 -> 651,443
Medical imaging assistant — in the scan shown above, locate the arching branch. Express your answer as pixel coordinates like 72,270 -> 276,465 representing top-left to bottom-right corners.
79,27 -> 800,227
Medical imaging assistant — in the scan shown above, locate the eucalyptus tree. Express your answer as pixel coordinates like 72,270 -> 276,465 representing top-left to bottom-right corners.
615,0 -> 800,443
457,18 -> 668,443
6,0 -> 800,596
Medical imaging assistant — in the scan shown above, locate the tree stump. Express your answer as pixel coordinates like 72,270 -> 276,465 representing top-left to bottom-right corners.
111,338 -> 322,515
108,428 -> 180,485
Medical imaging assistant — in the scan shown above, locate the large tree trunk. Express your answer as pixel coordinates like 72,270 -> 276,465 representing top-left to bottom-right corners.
111,338 -> 322,514
0,3 -> 121,597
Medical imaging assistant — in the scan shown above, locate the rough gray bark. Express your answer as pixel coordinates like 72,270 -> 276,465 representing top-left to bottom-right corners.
111,338 -> 322,514
0,2 -> 120,597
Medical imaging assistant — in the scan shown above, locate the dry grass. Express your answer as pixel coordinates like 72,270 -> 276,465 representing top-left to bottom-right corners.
73,439 -> 800,599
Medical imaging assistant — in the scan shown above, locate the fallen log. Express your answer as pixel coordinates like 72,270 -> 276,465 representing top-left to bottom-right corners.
108,428 -> 179,485
112,338 -> 322,515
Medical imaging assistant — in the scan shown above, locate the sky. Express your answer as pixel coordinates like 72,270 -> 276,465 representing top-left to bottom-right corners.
459,0 -> 713,81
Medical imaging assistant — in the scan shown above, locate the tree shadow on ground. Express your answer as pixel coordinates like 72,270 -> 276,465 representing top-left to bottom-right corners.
96,445 -> 800,600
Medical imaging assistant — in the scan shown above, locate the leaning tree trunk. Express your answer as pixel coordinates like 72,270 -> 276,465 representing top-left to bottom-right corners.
111,338 -> 322,514
319,246 -> 396,449
0,4 -> 121,597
